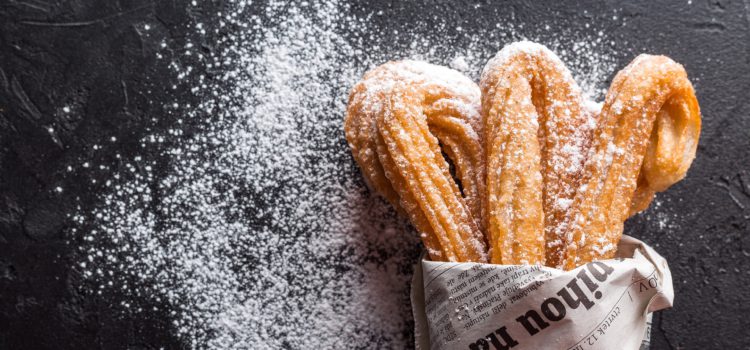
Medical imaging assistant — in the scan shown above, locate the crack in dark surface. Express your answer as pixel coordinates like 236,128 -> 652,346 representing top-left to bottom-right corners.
19,3 -> 154,27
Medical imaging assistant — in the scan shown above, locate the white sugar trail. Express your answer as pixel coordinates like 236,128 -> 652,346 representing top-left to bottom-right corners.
193,3 -> 419,347
78,1 -> 417,349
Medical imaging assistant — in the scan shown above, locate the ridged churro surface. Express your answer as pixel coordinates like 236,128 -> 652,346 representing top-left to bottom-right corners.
560,54 -> 701,270
480,42 -> 594,266
345,61 -> 487,262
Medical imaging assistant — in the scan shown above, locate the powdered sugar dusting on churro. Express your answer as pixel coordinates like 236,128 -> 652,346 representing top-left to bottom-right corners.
354,60 -> 483,130
70,1 -> 622,348
560,54 -> 701,269
480,41 -> 606,267
357,61 -> 489,263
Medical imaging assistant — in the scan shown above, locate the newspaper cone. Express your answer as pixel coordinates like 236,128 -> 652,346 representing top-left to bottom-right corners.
412,236 -> 673,350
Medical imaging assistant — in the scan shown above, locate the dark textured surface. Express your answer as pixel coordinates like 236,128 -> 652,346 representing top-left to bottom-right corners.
1,0 -> 749,349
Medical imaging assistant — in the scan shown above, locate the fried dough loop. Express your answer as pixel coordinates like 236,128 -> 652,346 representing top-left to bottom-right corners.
560,54 -> 701,270
345,42 -> 701,269
479,42 -> 593,266
345,61 -> 487,262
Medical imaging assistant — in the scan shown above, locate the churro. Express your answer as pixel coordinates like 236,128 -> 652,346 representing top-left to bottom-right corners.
479,42 -> 593,265
345,61 -> 487,262
560,54 -> 701,270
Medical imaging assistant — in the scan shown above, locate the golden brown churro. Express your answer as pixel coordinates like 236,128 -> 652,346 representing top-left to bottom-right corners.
345,61 -> 487,262
345,42 -> 701,270
560,55 -> 701,270
479,42 -> 593,265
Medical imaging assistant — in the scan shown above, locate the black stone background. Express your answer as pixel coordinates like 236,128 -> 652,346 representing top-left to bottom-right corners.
1,0 -> 749,349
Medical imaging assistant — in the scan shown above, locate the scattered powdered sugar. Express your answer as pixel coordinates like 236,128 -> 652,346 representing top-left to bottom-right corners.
75,1 -> 419,348
450,55 -> 471,73
70,1 -> 624,348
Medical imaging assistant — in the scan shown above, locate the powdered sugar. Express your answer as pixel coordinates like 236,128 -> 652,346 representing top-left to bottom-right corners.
71,1 -> 623,348
450,55 -> 471,73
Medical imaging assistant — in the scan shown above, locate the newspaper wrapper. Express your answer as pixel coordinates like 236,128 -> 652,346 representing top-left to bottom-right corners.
412,235 -> 673,350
